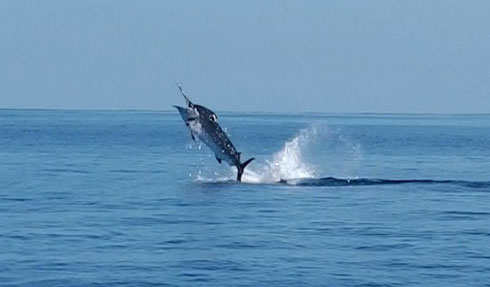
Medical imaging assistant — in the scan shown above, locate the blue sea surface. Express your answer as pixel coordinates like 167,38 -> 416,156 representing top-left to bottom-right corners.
1,109 -> 489,286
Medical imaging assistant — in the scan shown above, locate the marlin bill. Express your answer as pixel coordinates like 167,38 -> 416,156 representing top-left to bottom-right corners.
173,84 -> 254,182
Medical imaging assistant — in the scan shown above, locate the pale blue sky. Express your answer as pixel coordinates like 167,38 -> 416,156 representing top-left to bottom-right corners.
1,0 -> 489,113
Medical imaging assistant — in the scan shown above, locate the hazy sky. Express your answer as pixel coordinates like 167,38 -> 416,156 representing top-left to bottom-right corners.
1,0 -> 489,113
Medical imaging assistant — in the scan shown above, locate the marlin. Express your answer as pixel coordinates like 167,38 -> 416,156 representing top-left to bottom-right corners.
173,84 -> 255,182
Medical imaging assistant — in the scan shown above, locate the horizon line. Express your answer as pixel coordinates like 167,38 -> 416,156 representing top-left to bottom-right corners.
0,107 -> 489,116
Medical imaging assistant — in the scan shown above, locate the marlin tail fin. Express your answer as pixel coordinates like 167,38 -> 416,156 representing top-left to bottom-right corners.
237,157 -> 255,182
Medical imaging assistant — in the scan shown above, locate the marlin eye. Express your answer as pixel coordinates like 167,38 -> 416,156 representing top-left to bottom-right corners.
188,103 -> 192,108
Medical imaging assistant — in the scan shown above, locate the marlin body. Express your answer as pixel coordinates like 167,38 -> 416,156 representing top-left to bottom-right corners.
174,84 -> 254,182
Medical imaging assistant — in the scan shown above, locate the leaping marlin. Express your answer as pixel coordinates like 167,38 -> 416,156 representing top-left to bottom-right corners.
173,84 -> 255,182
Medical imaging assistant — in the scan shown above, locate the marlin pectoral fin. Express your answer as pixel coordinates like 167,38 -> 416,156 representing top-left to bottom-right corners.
185,117 -> 197,127
215,156 -> 222,164
191,134 -> 196,141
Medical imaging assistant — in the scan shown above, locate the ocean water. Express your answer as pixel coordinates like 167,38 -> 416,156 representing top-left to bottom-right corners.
1,109 -> 490,287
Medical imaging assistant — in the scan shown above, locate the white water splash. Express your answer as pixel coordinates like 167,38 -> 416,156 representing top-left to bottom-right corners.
240,127 -> 318,183
194,127 -> 319,183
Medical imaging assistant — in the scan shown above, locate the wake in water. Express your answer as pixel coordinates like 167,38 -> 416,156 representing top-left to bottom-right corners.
278,177 -> 490,188
193,126 -> 490,189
